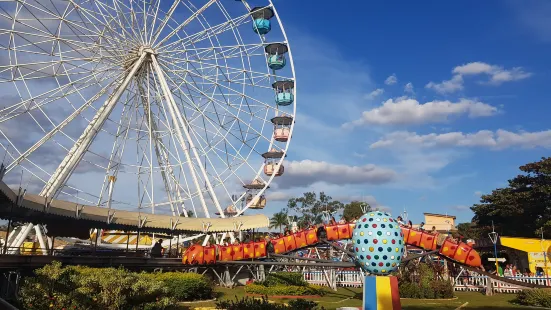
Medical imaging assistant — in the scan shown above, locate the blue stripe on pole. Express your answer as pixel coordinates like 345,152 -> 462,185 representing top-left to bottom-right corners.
363,276 -> 378,310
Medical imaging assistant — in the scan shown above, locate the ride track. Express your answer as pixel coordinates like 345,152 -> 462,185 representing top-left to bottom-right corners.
181,221 -> 549,289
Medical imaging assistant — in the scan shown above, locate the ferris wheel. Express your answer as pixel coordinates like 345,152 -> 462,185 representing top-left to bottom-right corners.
0,0 -> 296,220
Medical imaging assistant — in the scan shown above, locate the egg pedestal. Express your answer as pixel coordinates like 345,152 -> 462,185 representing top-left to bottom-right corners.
352,211 -> 403,310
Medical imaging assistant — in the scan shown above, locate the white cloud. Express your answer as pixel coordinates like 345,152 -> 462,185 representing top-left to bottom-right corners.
343,98 -> 497,127
453,62 -> 532,84
425,74 -> 464,94
370,129 -> 551,149
404,82 -> 414,94
275,160 -> 397,189
365,88 -> 384,100
474,191 -> 483,197
385,74 -> 397,85
426,62 -> 531,94
265,191 -> 294,202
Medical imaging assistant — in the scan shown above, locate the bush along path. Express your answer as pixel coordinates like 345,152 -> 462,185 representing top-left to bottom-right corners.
18,261 -> 214,310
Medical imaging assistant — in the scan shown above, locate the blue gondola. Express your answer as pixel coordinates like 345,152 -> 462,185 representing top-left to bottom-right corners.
273,80 -> 294,106
268,54 -> 286,70
265,43 -> 288,71
251,7 -> 274,35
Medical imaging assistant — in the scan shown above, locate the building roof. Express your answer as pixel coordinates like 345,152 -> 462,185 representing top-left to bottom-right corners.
423,213 -> 456,219
0,180 -> 270,236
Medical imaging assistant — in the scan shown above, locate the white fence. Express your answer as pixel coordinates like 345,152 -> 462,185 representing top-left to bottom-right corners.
453,273 -> 551,293
303,270 -> 363,288
302,270 -> 551,293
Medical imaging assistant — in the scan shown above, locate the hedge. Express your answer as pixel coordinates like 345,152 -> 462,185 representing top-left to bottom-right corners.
19,262 -> 173,310
515,289 -> 551,307
144,272 -> 214,301
262,272 -> 308,287
245,283 -> 326,296
216,296 -> 325,310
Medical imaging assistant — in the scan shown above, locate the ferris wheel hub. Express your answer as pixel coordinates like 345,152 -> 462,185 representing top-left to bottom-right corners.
122,46 -> 158,71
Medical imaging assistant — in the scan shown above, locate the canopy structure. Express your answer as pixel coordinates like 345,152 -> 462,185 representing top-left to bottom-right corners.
0,180 -> 269,237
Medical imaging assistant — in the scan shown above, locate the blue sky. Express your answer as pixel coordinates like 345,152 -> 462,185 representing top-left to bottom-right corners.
263,0 -> 551,224
1,0 -> 550,227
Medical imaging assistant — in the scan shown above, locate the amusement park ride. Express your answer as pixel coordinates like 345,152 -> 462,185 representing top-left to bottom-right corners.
0,1 -> 546,309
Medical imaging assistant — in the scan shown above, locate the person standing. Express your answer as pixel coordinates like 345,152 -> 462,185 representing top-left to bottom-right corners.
151,239 -> 163,258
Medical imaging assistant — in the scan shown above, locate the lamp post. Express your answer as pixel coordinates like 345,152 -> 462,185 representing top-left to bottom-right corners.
540,228 -> 549,285
489,221 -> 499,275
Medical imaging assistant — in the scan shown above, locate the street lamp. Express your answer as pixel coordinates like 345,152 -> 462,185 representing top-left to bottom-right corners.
540,228 -> 549,285
489,221 -> 499,274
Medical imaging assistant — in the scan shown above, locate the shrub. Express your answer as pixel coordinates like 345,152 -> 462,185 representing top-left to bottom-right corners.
216,296 -> 326,310
515,289 -> 551,307
263,272 -> 308,287
287,298 -> 319,310
19,261 -> 174,310
144,272 -> 213,301
216,296 -> 288,310
397,262 -> 454,299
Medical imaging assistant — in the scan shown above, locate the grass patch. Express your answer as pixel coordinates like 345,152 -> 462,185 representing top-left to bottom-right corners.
175,287 -> 544,310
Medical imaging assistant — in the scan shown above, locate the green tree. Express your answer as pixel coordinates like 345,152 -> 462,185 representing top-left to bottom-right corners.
343,201 -> 371,221
471,157 -> 551,238
456,222 -> 485,240
287,192 -> 344,225
270,211 -> 288,232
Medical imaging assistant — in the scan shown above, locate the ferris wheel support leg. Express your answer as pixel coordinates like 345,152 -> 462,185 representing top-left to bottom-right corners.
150,55 -> 225,218
40,53 -> 148,198
34,225 -> 47,255
7,223 -> 34,254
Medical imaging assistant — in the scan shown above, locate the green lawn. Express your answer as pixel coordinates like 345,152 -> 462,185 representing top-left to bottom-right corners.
176,287 -> 548,310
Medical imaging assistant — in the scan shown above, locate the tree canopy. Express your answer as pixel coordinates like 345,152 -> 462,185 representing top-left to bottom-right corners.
471,157 -> 551,238
343,201 -> 371,221
269,211 -> 288,232
287,192 -> 344,225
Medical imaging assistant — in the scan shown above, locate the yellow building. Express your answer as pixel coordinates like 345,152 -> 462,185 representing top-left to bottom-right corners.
500,236 -> 551,274
412,213 -> 457,233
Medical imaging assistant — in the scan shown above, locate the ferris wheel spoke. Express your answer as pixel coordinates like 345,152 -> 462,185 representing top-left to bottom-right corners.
160,61 -> 280,135
158,65 -> 272,203
40,52 -> 147,198
153,0 -> 217,48
157,8 -> 253,53
161,59 -> 281,112
0,69 -> 120,127
96,82 -> 138,209
150,54 -> 226,218
4,71 -> 124,174
72,0 -> 135,47
162,67 -> 275,156
135,70 -> 185,216
149,0 -> 181,45
166,77 -> 260,168
148,66 -> 199,217
111,0 -> 146,45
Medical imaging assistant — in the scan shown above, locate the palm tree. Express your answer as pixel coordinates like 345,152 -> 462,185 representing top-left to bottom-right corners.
270,212 -> 288,233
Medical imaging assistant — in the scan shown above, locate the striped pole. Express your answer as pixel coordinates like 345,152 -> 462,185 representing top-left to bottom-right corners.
363,276 -> 401,310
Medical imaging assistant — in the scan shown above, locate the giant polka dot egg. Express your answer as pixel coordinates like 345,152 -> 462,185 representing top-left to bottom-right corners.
352,211 -> 405,275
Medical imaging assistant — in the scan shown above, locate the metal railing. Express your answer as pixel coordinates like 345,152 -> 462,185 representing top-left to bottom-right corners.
453,273 -> 551,293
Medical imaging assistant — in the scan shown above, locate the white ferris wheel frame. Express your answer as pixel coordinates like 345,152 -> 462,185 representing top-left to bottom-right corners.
0,0 -> 297,220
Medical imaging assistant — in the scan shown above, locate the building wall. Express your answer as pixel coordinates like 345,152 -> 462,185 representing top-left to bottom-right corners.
413,214 -> 456,232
